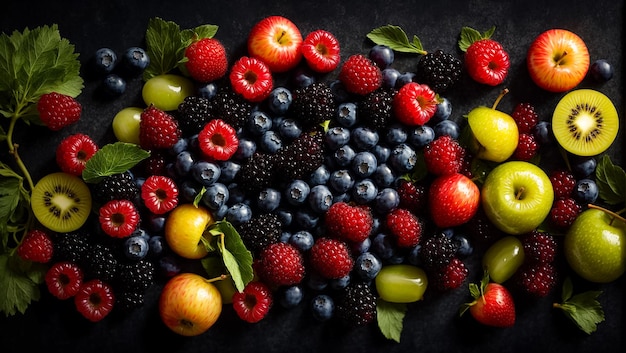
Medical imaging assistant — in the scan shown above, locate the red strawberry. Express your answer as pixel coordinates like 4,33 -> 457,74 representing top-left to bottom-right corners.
324,202 -> 373,243
302,29 -> 341,73
386,208 -> 423,248
257,242 -> 305,287
464,38 -> 510,86
461,277 -> 515,327
37,92 -> 82,131
17,229 -> 54,263
423,135 -> 466,175
229,56 -> 273,102
232,281 -> 273,323
309,237 -> 353,279
141,175 -> 179,215
428,173 -> 480,228
185,37 -> 228,82
392,82 -> 438,125
338,54 -> 382,95
98,199 -> 140,238
55,133 -> 99,176
139,105 -> 181,150
74,279 -> 115,322
511,102 -> 539,134
45,261 -> 84,300
197,119 -> 239,161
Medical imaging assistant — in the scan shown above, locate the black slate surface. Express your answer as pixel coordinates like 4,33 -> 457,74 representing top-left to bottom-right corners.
0,1 -> 624,352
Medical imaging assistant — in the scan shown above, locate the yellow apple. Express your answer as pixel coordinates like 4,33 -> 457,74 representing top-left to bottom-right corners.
165,203 -> 214,259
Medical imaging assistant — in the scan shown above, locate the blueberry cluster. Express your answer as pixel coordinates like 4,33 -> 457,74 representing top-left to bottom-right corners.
90,47 -> 150,96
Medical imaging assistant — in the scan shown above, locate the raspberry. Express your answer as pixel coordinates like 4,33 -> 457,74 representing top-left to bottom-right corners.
392,82 -> 438,126
520,230 -> 558,264
74,279 -> 115,322
515,262 -> 557,297
430,257 -> 468,291
416,49 -> 463,93
386,208 -> 423,248
232,281 -> 273,323
464,39 -> 510,86
257,242 -> 305,287
184,37 -> 228,83
511,102 -> 539,134
229,56 -> 273,102
309,237 -> 353,279
301,29 -> 341,73
419,232 -> 457,270
141,175 -> 179,215
550,197 -> 582,229
324,202 -> 373,243
396,179 -> 428,214
45,261 -> 84,300
335,282 -> 377,326
17,229 -> 54,263
513,133 -> 539,161
55,133 -> 98,176
197,119 -> 239,161
98,199 -> 140,238
36,92 -> 82,131
550,170 -> 576,200
423,135 -> 465,175
338,54 -> 382,95
139,105 -> 182,150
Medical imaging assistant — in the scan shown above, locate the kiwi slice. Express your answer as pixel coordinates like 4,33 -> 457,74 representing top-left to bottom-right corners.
31,172 -> 92,233
552,89 -> 619,156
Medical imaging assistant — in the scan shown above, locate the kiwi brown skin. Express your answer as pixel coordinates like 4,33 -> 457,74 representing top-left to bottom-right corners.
31,172 -> 92,233
551,89 -> 619,157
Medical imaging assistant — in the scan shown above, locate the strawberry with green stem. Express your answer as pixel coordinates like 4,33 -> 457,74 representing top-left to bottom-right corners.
460,272 -> 516,327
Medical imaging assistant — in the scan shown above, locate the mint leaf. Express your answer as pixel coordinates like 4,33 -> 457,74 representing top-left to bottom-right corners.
0,253 -> 46,316
213,221 -> 253,292
458,26 -> 496,52
554,278 -> 605,334
376,299 -> 407,342
82,142 -> 150,183
595,154 -> 626,205
366,25 -> 427,54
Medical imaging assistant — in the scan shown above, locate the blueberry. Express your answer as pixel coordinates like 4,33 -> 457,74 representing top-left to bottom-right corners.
146,214 -> 166,235
234,138 -> 257,160
355,252 -> 382,281
372,144 -> 391,164
307,272 -> 328,291
219,161 -> 241,183
352,178 -> 378,204
285,179 -> 311,205
268,87 -> 293,115
325,126 -> 351,150
329,79 -> 350,103
385,124 -> 408,145
277,118 -> 302,141
352,237 -> 372,255
121,46 -> 149,75
372,233 -> 396,260
202,183 -> 229,210
329,169 -> 355,193
333,144 -> 356,167
352,126 -> 379,150
433,119 -> 460,139
280,231 -> 292,243
375,187 -> 400,213
308,184 -> 334,213
102,74 -> 126,96
373,163 -> 396,188
213,204 -> 228,220
532,121 -> 554,145
191,161 -> 221,186
169,138 -> 189,156
369,44 -> 394,69
388,143 -> 417,173
571,156 -> 597,178
289,230 -> 315,252
407,244 -> 422,266
148,235 -> 166,258
396,71 -> 416,88
226,203 -> 253,225
179,180 -> 201,203
310,294 -> 334,321
452,234 -> 473,258
309,164 -> 331,186
227,183 -> 247,205
589,59 -> 613,82
275,208 -> 293,228
159,255 -> 182,277
574,178 -> 599,204
293,68 -> 316,88
329,275 -> 351,290
248,110 -> 273,136
336,102 -> 358,127
198,82 -> 218,99
175,151 -> 195,177
352,151 -> 378,179
333,192 -> 351,204
381,68 -> 401,89
258,130 -> 283,154
279,285 -> 303,309
408,125 -> 435,149
257,187 -> 281,212
124,235 -> 149,261
431,97 -> 452,123
93,47 -> 117,75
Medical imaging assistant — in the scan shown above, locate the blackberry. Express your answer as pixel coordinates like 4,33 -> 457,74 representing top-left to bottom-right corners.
358,88 -> 396,130
419,232 -> 457,270
289,82 -> 336,129
115,289 -> 145,312
92,171 -> 140,205
52,231 -> 89,265
237,213 -> 283,255
274,127 -> 325,182
116,259 -> 155,293
176,96 -> 213,136
236,152 -> 277,194
463,207 -> 504,246
211,87 -> 252,130
335,282 -> 377,326
83,243 -> 119,281
416,50 -> 462,93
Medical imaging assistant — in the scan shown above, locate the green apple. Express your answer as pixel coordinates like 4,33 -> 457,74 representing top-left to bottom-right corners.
165,203 -> 215,259
111,107 -> 142,144
467,90 -> 519,162
564,208 -> 626,283
481,161 -> 554,235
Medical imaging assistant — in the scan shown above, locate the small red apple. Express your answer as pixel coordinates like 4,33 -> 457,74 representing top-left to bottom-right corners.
428,173 -> 480,228
159,272 -> 223,336
527,28 -> 590,92
165,203 -> 214,259
247,16 -> 303,73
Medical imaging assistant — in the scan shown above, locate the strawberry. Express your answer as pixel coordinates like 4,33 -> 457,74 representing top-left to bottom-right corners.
184,37 -> 228,82
386,208 -> 423,248
464,38 -> 510,86
45,261 -> 84,300
511,102 -> 539,134
229,56 -> 273,102
141,175 -> 179,215
428,173 -> 480,228
309,237 -> 353,279
460,275 -> 515,327
139,105 -> 181,150
232,281 -> 273,323
55,133 -> 99,176
36,92 -> 82,131
423,135 -> 466,175
17,229 -> 54,263
301,29 -> 341,73
197,119 -> 239,161
338,54 -> 382,95
324,202 -> 373,243
392,82 -> 438,125
98,199 -> 140,238
74,279 -> 115,322
257,242 -> 305,287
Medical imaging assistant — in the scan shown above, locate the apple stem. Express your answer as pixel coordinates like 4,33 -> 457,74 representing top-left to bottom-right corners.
205,274 -> 229,283
515,186 -> 525,200
491,88 -> 509,110
587,204 -> 626,224
554,51 -> 568,66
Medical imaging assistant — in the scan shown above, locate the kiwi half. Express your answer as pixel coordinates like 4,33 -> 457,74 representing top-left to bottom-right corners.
552,89 -> 619,156
31,172 -> 92,233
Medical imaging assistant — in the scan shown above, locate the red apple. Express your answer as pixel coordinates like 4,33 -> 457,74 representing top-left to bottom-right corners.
159,272 -> 223,336
527,28 -> 589,92
428,173 -> 480,228
165,203 -> 214,259
247,16 -> 303,73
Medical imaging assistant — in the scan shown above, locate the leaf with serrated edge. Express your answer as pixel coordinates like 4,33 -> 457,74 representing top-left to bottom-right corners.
377,299 -> 407,342
555,278 -> 604,335
82,142 -> 150,183
366,25 -> 425,54
596,155 -> 626,205
458,26 -> 496,52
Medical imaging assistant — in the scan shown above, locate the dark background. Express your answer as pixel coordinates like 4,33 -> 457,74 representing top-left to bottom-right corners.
0,1 -> 624,352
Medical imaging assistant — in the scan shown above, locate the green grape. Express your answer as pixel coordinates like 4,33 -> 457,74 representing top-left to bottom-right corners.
482,235 -> 525,283
112,107 -> 143,144
142,74 -> 195,111
375,264 -> 428,303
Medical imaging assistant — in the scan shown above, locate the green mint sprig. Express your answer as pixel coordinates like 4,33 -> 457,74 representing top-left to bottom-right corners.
366,25 -> 427,54
458,26 -> 495,52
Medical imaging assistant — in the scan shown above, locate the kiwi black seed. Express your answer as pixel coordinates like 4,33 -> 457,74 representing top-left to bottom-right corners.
31,172 -> 92,233
552,89 -> 619,157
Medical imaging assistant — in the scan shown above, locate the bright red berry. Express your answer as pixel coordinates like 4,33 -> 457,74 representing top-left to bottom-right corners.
520,230 -> 558,264
37,92 -> 82,131
139,105 -> 182,150
550,170 -> 576,200
465,39 -> 510,86
513,133 -> 539,161
257,242 -> 305,287
17,229 -> 54,263
45,261 -> 84,300
229,56 -> 273,102
98,199 -> 140,238
431,257 -> 468,291
462,280 -> 515,327
423,135 -> 466,175
141,175 -> 179,215
515,262 -> 557,297
309,237 -> 353,279
392,82 -> 438,125
338,54 -> 382,95
197,119 -> 239,161
232,281 -> 273,323
301,29 -> 341,73
550,197 -> 582,228
386,208 -> 423,248
74,279 -> 115,322
511,102 -> 539,134
324,202 -> 373,243
55,133 -> 99,176
185,37 -> 228,82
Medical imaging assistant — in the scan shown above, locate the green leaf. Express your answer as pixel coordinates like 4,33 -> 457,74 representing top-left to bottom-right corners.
376,299 -> 407,342
458,26 -> 496,52
143,17 -> 186,80
0,253 -> 46,316
595,154 -> 626,205
82,142 -> 150,183
366,25 -> 427,54
554,279 -> 605,334
193,187 -> 206,208
214,221 -> 253,292
561,277 -> 573,302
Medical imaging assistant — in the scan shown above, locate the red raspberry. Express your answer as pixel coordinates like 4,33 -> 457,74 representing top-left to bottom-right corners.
520,230 -> 558,264
386,208 -> 423,248
37,92 -> 82,131
423,135 -> 465,175
232,281 -> 273,323
55,133 -> 99,176
513,133 -> 539,161
392,82 -> 438,125
45,261 -> 84,300
324,202 -> 373,243
301,29 -> 341,73
98,199 -> 140,238
396,179 -> 428,214
464,39 -> 510,86
338,54 -> 382,95
229,56 -> 273,102
550,170 -> 577,199
515,262 -> 557,297
139,105 -> 181,150
430,257 -> 468,291
197,119 -> 239,161
257,242 -> 305,287
511,102 -> 539,134
17,229 -> 53,263
184,37 -> 228,83
309,237 -> 353,279
74,279 -> 115,322
141,175 -> 179,215
550,197 -> 582,229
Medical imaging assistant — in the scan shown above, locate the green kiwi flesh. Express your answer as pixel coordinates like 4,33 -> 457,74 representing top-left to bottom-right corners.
31,172 -> 92,233
552,89 -> 619,156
